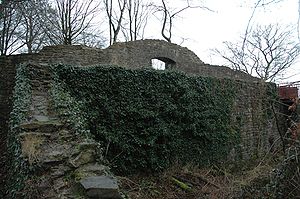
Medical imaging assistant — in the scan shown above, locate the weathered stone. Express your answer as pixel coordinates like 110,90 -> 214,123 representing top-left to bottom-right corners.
80,176 -> 122,199
69,150 -> 95,168
42,144 -> 73,163
32,115 -> 50,122
74,164 -> 109,181
79,141 -> 98,151
50,165 -> 71,178
1,40 -> 282,198
19,132 -> 51,139
19,120 -> 62,132
36,177 -> 52,190
53,178 -> 68,191
59,129 -> 73,140
43,150 -> 65,163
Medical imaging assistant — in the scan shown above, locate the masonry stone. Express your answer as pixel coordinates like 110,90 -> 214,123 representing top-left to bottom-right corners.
0,39 -> 279,198
80,176 -> 122,199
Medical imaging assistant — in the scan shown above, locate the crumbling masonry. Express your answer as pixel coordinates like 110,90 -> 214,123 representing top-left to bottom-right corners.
0,40 -> 278,198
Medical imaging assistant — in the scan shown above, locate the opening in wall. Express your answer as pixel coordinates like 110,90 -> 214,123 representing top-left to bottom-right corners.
152,59 -> 166,70
151,57 -> 176,70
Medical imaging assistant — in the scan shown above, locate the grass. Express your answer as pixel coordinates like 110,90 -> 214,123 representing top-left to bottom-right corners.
20,133 -> 44,165
117,155 -> 282,199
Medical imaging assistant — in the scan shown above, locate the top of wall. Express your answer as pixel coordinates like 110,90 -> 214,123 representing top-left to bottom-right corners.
0,39 -> 258,81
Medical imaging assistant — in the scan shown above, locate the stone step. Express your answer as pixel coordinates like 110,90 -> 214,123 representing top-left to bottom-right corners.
80,176 -> 122,199
19,120 -> 63,133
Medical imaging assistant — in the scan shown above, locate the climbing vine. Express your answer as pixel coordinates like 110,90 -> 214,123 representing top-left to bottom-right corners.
52,64 -> 240,173
50,65 -> 90,138
6,64 -> 31,198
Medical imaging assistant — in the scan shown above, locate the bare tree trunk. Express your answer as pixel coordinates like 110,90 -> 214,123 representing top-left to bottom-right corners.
104,0 -> 126,45
161,0 -> 171,42
158,0 -> 209,43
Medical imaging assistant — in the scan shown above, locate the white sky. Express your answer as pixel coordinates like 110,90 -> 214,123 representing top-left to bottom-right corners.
143,0 -> 299,83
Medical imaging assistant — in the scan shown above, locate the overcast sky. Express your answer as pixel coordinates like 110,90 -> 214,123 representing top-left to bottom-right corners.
144,0 -> 299,83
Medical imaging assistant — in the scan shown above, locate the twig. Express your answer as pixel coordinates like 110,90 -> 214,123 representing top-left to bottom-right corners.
183,172 -> 220,189
171,176 -> 192,191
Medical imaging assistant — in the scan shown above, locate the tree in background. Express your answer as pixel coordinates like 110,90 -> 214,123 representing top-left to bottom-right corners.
75,29 -> 106,48
18,0 -> 51,53
0,0 -> 212,52
0,0 -> 23,55
215,24 -> 300,82
155,0 -> 210,43
215,0 -> 299,82
104,0 -> 155,43
43,0 -> 99,45
103,0 -> 126,45
122,0 -> 153,41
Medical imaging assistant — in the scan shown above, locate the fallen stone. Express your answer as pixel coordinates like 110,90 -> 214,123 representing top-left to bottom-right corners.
80,176 -> 121,199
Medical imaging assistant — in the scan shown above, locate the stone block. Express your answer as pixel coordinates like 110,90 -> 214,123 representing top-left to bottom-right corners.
69,150 -> 95,168
19,120 -> 63,133
80,176 -> 121,199
74,164 -> 109,181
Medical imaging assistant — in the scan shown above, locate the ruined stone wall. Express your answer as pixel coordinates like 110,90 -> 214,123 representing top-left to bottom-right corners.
230,82 -> 278,160
5,63 -> 118,198
0,40 -> 273,197
0,40 -> 258,80
0,54 -> 34,196
0,57 -> 15,196
4,63 -> 277,198
106,40 -> 203,69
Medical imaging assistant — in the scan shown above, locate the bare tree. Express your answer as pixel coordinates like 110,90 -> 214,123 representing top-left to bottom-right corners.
75,29 -> 106,48
215,24 -> 300,82
104,0 -> 153,43
156,0 -> 211,43
240,0 -> 285,63
42,0 -> 98,45
0,0 -> 23,55
104,0 -> 126,45
124,0 -> 153,41
17,0 -> 51,53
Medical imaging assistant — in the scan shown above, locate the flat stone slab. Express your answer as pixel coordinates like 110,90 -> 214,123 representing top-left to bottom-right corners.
80,176 -> 121,198
20,120 -> 62,130
32,115 -> 50,122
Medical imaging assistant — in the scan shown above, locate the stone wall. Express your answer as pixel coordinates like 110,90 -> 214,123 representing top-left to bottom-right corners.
230,82 -> 278,160
6,63 -> 120,198
0,54 -> 34,196
0,57 -> 15,196
105,40 -> 257,81
0,39 -> 275,197
0,39 -> 259,80
106,40 -> 203,69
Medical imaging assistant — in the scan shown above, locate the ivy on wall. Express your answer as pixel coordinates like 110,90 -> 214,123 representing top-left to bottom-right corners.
6,64 -> 31,198
52,64 -> 240,173
51,68 -> 90,138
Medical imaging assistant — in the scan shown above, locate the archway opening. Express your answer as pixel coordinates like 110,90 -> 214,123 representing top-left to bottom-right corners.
151,57 -> 176,70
